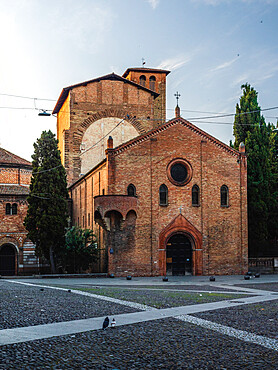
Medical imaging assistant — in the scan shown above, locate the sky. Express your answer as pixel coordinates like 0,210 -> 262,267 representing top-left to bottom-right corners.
0,0 -> 278,161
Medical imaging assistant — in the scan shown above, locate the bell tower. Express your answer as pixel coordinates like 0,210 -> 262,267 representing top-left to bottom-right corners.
122,67 -> 170,125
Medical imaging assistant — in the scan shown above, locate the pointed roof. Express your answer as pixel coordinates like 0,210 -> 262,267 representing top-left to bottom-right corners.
111,116 -> 240,157
0,185 -> 29,196
53,72 -> 159,114
0,147 -> 32,168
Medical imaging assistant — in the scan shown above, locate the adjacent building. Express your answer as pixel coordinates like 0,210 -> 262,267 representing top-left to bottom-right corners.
0,148 -> 38,275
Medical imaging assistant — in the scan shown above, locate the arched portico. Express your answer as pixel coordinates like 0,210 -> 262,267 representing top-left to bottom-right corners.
159,214 -> 203,276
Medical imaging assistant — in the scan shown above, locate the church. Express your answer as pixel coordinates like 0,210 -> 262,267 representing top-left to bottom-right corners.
53,67 -> 248,276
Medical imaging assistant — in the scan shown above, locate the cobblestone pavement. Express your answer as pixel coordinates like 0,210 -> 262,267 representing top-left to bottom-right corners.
70,286 -> 251,309
1,277 -> 278,369
1,318 -> 278,369
0,281 -> 138,330
193,300 -> 278,339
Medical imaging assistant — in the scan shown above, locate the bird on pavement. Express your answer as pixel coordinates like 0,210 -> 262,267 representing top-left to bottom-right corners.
102,317 -> 109,330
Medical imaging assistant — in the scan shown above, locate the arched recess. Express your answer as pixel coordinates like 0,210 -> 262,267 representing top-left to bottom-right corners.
158,214 -> 203,276
0,243 -> 18,276
71,109 -> 146,180
123,210 -> 137,251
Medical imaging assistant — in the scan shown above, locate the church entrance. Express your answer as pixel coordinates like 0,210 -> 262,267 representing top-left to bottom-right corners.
0,244 -> 16,276
166,234 -> 192,275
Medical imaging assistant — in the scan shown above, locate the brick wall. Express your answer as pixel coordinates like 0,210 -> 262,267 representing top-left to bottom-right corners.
57,78 -> 160,185
69,118 -> 248,276
0,163 -> 39,276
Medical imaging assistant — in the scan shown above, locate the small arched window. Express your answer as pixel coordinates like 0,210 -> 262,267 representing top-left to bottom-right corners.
139,75 -> 146,87
192,185 -> 200,206
127,184 -> 136,196
5,203 -> 11,215
12,203 -> 17,215
221,185 -> 229,207
159,184 -> 168,206
149,76 -> 156,91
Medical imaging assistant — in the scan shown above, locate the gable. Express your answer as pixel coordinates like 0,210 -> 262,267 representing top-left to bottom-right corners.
111,117 -> 240,158
53,73 -> 159,114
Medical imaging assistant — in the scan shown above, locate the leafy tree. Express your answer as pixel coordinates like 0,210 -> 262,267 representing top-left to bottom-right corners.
65,226 -> 98,273
24,130 -> 68,273
232,85 -> 278,257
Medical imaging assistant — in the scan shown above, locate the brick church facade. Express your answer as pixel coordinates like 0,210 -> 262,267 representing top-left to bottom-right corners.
54,67 -> 248,276
0,148 -> 39,275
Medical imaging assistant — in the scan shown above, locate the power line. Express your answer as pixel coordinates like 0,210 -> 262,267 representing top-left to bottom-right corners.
80,117 -> 126,156
0,93 -> 56,101
32,165 -> 63,174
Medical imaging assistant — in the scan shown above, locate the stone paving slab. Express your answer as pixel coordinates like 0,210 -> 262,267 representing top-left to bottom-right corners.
236,282 -> 278,292
1,318 -> 278,369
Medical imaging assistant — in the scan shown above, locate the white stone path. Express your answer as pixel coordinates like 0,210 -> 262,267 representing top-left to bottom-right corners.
1,280 -> 278,351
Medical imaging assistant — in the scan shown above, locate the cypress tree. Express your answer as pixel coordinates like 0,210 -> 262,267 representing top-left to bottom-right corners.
233,84 -> 278,257
233,83 -> 264,149
24,130 -> 68,273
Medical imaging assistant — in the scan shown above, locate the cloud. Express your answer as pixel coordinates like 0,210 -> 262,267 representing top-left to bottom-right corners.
210,57 -> 238,72
157,56 -> 191,71
147,0 -> 160,9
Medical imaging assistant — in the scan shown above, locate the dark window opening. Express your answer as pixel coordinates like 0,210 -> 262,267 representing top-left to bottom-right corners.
170,163 -> 188,183
139,75 -> 146,87
149,75 -> 156,90
88,213 -> 90,226
5,203 -> 11,215
12,203 -> 17,215
127,184 -> 136,196
221,185 -> 229,207
159,184 -> 168,206
192,185 -> 200,206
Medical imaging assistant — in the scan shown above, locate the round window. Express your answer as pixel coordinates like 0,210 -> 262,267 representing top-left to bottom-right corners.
170,163 -> 188,183
167,159 -> 192,186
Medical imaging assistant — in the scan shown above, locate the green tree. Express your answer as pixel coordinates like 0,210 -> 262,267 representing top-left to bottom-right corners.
232,84 -> 278,257
233,83 -> 264,150
24,130 -> 68,273
65,226 -> 98,273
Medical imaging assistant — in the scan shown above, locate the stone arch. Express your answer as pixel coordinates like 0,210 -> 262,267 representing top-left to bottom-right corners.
73,109 -> 145,176
158,214 -> 203,276
0,236 -> 19,252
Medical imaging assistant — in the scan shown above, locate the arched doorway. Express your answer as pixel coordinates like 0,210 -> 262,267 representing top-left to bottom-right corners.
166,233 -> 192,275
0,244 -> 16,276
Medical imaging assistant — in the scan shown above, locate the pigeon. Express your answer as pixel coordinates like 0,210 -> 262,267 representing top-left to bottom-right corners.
111,318 -> 116,328
102,317 -> 109,330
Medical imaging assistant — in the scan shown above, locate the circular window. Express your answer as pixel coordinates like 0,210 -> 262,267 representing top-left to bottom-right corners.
170,163 -> 188,183
167,159 -> 192,186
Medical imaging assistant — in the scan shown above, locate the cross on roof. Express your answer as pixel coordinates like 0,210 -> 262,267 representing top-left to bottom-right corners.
174,91 -> 181,106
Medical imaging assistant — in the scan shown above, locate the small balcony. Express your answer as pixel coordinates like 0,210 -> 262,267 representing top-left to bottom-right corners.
94,195 -> 138,230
